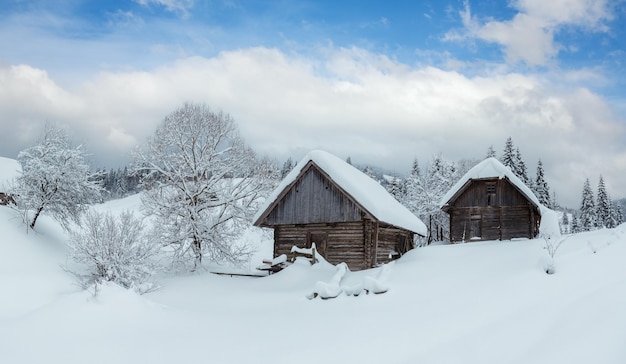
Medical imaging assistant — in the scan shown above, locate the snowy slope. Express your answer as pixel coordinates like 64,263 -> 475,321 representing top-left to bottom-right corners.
0,161 -> 625,363
0,156 -> 20,189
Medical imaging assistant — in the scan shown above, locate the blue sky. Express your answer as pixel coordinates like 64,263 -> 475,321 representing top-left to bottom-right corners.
1,0 -> 625,207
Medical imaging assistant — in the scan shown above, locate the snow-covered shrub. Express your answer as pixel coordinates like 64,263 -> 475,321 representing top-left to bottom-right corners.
541,233 -> 569,275
13,124 -> 102,230
66,210 -> 160,293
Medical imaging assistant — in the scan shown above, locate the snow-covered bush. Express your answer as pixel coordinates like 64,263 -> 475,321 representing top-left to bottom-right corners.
13,124 -> 102,229
66,210 -> 160,293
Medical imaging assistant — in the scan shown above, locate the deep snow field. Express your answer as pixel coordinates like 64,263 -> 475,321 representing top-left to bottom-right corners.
1,167 -> 625,363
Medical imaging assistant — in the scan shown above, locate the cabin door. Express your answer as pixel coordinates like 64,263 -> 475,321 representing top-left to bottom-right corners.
469,216 -> 482,240
307,232 -> 328,258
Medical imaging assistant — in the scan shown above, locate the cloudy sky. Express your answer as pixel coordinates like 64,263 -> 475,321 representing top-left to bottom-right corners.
1,0 -> 625,207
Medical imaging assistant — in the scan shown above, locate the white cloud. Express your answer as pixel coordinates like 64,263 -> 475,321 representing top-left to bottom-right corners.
0,47 -> 624,206
446,0 -> 613,66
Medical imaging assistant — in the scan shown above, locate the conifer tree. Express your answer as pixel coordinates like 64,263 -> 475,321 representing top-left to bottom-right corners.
560,211 -> 569,234
596,175 -> 611,228
611,201 -> 624,227
486,145 -> 496,159
387,176 -> 403,201
579,178 -> 596,231
501,137 -> 517,171
281,157 -> 294,179
515,147 -> 530,185
571,213 -> 580,233
533,159 -> 551,207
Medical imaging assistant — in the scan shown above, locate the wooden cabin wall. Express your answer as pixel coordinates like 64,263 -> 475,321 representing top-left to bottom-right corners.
376,226 -> 413,265
447,179 -> 541,242
274,222 -> 369,271
451,179 -> 530,208
263,167 -> 363,226
449,205 -> 538,242
273,221 -> 414,270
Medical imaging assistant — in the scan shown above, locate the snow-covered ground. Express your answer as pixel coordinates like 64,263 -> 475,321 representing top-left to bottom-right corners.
1,193 -> 625,363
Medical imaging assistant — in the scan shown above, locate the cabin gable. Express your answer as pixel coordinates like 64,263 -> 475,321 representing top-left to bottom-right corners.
260,163 -> 365,226
447,178 -> 534,209
444,178 -> 541,242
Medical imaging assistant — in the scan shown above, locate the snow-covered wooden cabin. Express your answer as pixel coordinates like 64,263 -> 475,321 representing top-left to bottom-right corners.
440,157 -> 542,242
253,150 -> 427,271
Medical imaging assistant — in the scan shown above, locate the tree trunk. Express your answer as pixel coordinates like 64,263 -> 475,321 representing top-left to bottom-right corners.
192,237 -> 203,271
30,206 -> 44,229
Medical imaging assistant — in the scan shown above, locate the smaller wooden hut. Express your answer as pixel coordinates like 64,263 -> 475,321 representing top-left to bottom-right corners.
254,150 -> 426,271
440,157 -> 542,242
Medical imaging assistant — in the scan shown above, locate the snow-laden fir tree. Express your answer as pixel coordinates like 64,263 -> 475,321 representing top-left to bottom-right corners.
133,103 -> 276,270
281,157 -> 294,179
533,159 -> 551,207
400,158 -> 422,214
386,175 -> 403,202
486,145 -> 496,158
610,201 -> 624,227
579,178 -> 596,231
13,124 -> 102,229
560,211 -> 569,234
596,176 -> 612,228
571,212 -> 580,233
501,137 -> 517,172
515,148 -> 530,185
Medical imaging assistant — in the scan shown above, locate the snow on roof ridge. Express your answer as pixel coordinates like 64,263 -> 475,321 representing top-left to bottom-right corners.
254,150 -> 427,235
439,157 -> 541,209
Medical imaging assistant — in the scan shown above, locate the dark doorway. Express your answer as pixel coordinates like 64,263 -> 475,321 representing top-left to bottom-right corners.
307,232 -> 328,257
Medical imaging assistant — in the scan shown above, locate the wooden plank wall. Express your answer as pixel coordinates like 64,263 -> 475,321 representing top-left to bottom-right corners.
274,222 -> 369,270
273,221 -> 415,270
451,179 -> 531,208
449,206 -> 536,242
263,166 -> 363,226
376,226 -> 413,265
447,178 -> 541,242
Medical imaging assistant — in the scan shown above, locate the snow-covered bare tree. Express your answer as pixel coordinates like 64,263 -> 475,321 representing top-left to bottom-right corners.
13,124 -> 102,229
579,178 -> 596,231
414,154 -> 457,242
134,103 -> 272,270
66,210 -> 160,293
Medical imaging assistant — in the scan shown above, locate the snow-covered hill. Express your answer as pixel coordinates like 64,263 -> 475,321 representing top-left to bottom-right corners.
1,173 -> 625,363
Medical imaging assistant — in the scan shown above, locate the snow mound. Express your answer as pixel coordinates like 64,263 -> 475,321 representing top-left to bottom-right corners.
308,262 -> 392,299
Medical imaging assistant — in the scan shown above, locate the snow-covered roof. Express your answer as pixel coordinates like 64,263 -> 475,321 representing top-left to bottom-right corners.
439,157 -> 541,209
255,150 -> 427,235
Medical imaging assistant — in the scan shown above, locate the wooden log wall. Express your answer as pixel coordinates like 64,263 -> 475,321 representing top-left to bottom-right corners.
274,222 -> 369,271
449,205 -> 537,242
376,225 -> 413,265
